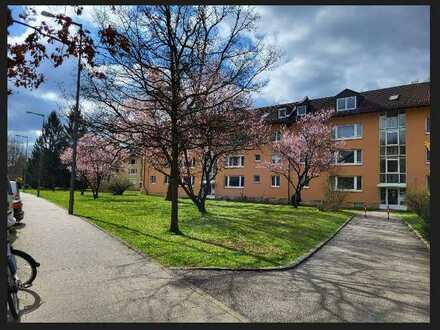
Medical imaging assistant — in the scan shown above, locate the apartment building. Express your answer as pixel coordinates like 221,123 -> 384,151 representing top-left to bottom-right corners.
122,155 -> 144,190
142,82 -> 430,210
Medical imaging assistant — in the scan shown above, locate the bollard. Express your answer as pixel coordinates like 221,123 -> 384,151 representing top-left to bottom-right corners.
364,203 -> 367,217
387,207 -> 390,221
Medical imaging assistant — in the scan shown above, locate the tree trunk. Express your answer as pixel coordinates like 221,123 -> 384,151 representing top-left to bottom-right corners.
196,198 -> 207,214
169,141 -> 180,234
165,184 -> 172,201
93,190 -> 98,199
290,189 -> 302,208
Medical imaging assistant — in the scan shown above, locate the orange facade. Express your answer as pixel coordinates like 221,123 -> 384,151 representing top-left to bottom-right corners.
142,105 -> 430,210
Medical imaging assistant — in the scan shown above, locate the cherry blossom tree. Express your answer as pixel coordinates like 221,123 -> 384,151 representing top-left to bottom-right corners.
263,109 -> 341,207
83,6 -> 278,233
61,133 -> 126,199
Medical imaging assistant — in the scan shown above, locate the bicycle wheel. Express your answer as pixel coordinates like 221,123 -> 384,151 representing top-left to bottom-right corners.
12,249 -> 38,286
7,268 -> 20,321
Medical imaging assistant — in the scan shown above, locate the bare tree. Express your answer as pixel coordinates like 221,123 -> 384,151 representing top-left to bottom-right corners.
83,5 -> 278,233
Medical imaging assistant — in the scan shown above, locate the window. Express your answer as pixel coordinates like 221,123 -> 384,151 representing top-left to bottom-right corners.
278,108 -> 288,119
386,130 -> 398,145
150,176 -> 157,184
330,176 -> 362,191
271,175 -> 280,187
335,150 -> 362,165
183,176 -> 195,185
164,175 -> 170,184
224,155 -> 244,168
271,130 -> 282,142
426,117 -> 430,134
224,176 -> 244,188
297,105 -> 307,116
130,159 -> 136,164
129,168 -> 137,174
332,124 -> 362,140
255,154 -> 261,162
271,153 -> 281,164
191,158 -> 196,167
427,148 -> 430,163
336,96 -> 357,111
253,175 -> 261,183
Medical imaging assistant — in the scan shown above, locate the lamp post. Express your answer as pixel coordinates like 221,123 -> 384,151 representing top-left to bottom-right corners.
26,111 -> 45,197
41,10 -> 83,215
15,134 -> 29,189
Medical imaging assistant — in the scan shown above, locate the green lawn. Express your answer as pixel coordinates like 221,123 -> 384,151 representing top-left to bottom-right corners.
24,189 -> 351,268
393,211 -> 430,242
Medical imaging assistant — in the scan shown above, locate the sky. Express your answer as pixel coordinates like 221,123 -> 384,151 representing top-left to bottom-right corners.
7,5 -> 430,149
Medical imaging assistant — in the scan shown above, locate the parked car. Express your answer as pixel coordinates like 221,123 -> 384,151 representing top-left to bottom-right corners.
7,181 -> 16,227
9,181 -> 24,222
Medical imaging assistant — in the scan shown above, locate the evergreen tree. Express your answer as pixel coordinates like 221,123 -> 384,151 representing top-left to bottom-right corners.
27,111 -> 70,189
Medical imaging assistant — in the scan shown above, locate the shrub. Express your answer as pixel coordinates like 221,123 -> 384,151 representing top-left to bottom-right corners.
319,179 -> 348,211
406,188 -> 430,238
107,175 -> 132,195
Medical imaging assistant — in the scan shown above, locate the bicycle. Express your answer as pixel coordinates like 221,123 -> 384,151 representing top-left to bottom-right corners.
7,228 -> 40,321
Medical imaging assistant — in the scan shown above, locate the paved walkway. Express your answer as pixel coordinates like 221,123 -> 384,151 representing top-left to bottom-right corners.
175,213 -> 430,322
14,193 -> 247,322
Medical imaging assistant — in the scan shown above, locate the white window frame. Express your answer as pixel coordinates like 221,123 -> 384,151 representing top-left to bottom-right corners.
278,108 -> 288,119
296,105 -> 307,116
225,175 -> 245,188
426,117 -> 430,134
271,153 -> 281,164
334,149 -> 362,165
271,175 -> 280,188
426,148 -> 430,163
253,175 -> 261,184
129,159 -> 136,165
336,96 -> 357,112
225,155 -> 245,168
272,130 -> 282,143
332,123 -> 362,140
255,154 -> 261,162
150,175 -> 157,184
129,168 -> 137,175
164,175 -> 170,184
332,176 -> 362,192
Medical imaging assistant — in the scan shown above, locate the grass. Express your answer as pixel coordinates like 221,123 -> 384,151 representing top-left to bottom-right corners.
392,211 -> 430,242
24,189 -> 351,268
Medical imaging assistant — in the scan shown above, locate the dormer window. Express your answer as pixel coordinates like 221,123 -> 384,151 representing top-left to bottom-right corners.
278,108 -> 288,119
297,105 -> 307,116
336,96 -> 357,112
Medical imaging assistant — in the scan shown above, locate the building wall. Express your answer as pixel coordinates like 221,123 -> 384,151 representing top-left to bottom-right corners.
406,106 -> 430,191
124,157 -> 144,190
142,106 -> 430,207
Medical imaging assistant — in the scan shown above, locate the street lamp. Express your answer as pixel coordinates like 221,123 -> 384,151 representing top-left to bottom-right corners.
41,10 -> 83,215
15,134 -> 29,189
26,111 -> 45,197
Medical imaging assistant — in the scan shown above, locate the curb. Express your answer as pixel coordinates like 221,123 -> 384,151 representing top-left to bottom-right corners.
397,217 -> 430,250
170,214 -> 356,272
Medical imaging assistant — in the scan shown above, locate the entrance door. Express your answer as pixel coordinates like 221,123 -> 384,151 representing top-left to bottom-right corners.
387,188 -> 398,206
379,187 -> 406,210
